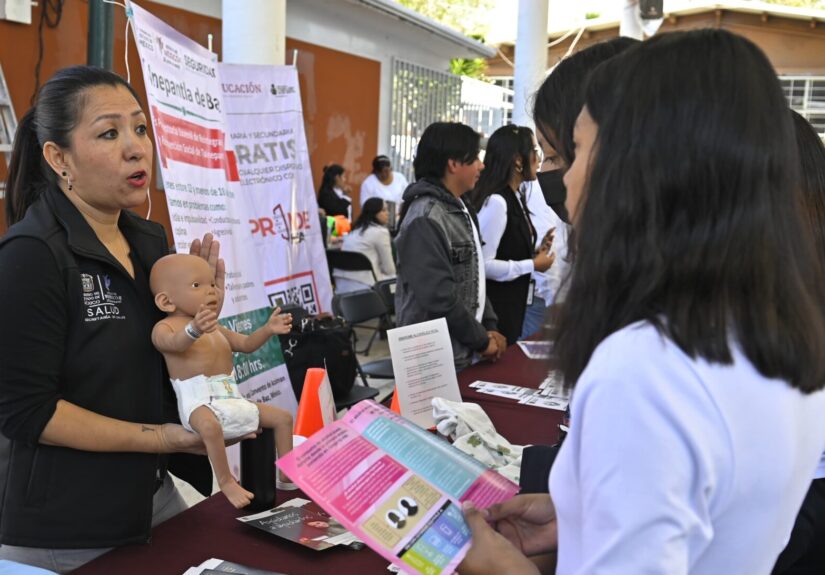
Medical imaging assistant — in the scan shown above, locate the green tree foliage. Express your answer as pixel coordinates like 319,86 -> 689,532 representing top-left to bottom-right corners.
397,0 -> 494,80
450,58 -> 488,77
762,0 -> 825,7
397,0 -> 495,37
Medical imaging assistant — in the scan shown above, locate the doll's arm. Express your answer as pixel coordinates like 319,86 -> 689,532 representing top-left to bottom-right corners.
152,306 -> 219,353
218,307 -> 293,353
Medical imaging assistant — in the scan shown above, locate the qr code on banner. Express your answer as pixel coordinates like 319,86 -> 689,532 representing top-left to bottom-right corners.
269,282 -> 318,315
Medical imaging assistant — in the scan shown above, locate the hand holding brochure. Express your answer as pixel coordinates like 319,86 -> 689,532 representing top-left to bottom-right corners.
277,400 -> 520,575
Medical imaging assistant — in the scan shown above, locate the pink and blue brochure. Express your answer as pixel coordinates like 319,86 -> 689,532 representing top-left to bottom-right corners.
278,400 -> 520,575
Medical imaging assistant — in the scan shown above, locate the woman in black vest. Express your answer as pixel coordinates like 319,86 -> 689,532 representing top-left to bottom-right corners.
317,163 -> 352,218
468,125 -> 555,345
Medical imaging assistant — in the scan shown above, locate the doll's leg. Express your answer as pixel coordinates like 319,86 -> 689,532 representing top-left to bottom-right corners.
189,405 -> 254,508
256,403 -> 294,484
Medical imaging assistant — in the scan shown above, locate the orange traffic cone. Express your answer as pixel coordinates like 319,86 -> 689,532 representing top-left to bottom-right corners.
294,368 -> 335,438
390,386 -> 401,414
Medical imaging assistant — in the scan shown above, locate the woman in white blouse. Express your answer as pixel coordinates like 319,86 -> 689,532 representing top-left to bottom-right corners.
468,125 -> 555,345
333,198 -> 396,293
359,155 -> 408,227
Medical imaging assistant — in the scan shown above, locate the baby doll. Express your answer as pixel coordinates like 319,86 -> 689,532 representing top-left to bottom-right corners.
150,253 -> 295,508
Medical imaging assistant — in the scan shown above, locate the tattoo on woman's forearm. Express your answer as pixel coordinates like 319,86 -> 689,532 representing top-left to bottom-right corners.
141,425 -> 155,432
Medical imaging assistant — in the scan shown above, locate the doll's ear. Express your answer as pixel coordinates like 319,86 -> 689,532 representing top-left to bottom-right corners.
154,292 -> 176,313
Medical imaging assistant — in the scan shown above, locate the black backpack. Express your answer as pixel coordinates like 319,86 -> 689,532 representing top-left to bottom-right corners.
278,315 -> 357,401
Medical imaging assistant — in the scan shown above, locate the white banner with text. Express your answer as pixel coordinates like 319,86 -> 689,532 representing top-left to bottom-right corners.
219,63 -> 332,316
128,2 -> 298,462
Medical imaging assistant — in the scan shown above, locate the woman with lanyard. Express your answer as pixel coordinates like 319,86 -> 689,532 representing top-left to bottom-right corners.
468,125 -> 555,345
0,66 -> 251,573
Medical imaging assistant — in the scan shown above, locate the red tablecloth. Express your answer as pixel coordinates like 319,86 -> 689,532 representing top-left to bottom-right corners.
72,344 -> 559,575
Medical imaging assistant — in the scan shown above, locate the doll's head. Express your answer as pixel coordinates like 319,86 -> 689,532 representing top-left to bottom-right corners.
150,254 -> 218,317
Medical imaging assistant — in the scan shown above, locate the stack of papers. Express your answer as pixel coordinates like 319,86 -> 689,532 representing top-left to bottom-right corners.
516,340 -> 553,359
469,370 -> 569,411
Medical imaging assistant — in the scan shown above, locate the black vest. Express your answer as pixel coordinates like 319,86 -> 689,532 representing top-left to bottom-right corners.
486,187 -> 536,345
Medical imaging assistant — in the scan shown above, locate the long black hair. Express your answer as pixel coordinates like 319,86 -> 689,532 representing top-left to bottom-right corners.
792,111 -> 825,266
5,65 -> 142,226
554,29 -> 825,394
352,197 -> 385,234
467,124 -> 535,213
532,37 -> 638,169
319,163 -> 345,196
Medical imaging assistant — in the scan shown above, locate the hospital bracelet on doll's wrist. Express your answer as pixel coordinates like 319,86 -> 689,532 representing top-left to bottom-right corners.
184,322 -> 203,340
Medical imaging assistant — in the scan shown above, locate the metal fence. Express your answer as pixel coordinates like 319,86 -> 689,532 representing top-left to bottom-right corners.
780,76 -> 825,136
390,59 -> 513,182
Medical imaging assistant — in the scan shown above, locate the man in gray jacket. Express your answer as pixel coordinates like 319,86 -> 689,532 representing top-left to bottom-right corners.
395,122 -> 506,370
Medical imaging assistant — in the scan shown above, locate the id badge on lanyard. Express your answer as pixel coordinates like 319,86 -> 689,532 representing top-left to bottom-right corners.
527,279 -> 536,306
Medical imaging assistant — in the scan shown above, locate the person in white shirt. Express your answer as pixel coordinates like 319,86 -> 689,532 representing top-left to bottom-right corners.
468,125 -> 555,345
458,29 -> 825,575
360,155 -> 408,226
521,37 -> 637,341
333,198 -> 396,293
520,178 -> 567,338
771,111 -> 825,575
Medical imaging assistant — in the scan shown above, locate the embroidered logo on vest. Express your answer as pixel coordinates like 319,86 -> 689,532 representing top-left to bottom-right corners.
82,273 -> 125,322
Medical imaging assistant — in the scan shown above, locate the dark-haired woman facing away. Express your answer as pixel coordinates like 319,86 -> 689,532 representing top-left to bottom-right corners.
333,197 -> 396,293
316,163 -> 352,218
528,36 -> 639,312
458,30 -> 825,575
0,66 -> 235,573
771,111 -> 825,575
468,125 -> 554,345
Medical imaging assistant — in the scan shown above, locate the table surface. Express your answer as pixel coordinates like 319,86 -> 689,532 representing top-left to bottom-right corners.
73,344 -> 561,575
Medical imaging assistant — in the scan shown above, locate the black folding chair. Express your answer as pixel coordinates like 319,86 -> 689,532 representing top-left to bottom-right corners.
373,278 -> 397,317
326,249 -> 376,287
333,289 -> 395,385
334,385 -> 380,411
327,250 -> 384,354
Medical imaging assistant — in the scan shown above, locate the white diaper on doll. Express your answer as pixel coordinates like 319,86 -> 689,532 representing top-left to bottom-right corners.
171,373 -> 259,439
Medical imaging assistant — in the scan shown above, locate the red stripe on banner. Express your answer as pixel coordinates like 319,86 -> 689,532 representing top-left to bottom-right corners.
151,106 -> 229,172
225,150 -> 240,182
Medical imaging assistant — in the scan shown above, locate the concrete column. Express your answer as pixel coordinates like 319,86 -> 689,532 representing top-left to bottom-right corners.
620,0 -> 664,40
620,0 -> 644,40
222,0 -> 286,65
512,0 -> 549,128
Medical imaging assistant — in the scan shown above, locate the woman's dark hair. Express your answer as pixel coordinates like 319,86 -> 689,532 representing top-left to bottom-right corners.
467,124 -> 535,213
413,122 -> 480,181
532,37 -> 638,168
352,197 -> 385,234
372,155 -> 391,174
319,163 -> 345,195
554,29 -> 825,394
5,65 -> 141,226
791,111 -> 825,265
